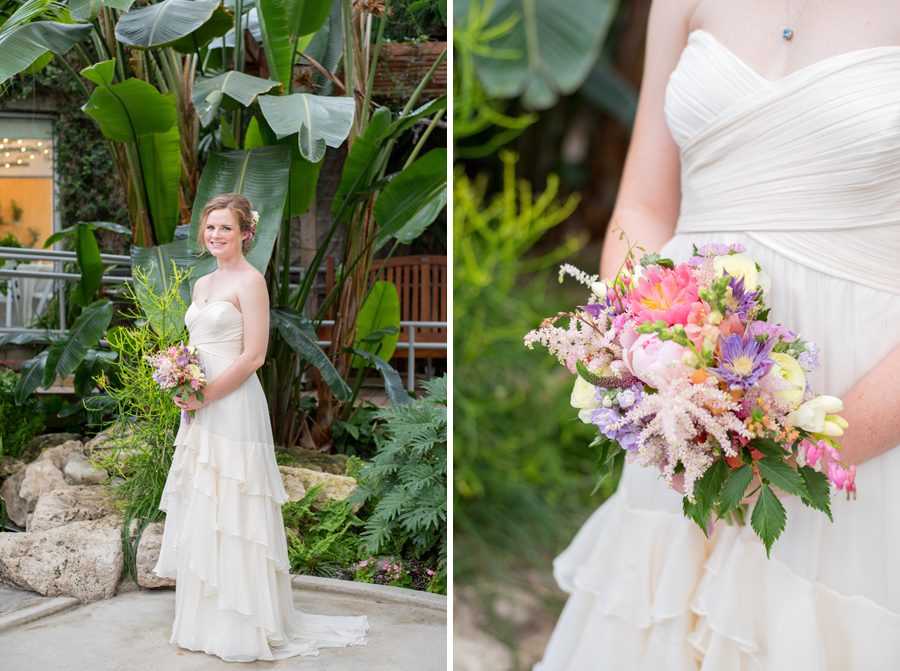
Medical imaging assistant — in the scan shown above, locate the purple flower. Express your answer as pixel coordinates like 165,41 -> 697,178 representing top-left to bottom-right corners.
589,387 -> 643,451
725,275 -> 758,320
709,333 -> 775,389
746,321 -> 796,344
579,304 -> 603,318
797,341 -> 820,371
688,243 -> 747,265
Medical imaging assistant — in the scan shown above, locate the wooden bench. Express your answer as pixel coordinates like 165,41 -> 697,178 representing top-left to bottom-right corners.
324,255 -> 447,359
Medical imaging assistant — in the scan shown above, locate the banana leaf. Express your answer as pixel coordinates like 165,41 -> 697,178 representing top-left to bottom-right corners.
258,93 -> 355,162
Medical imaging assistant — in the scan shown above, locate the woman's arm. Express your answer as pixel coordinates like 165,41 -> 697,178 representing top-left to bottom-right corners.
835,344 -> 900,466
599,0 -> 698,279
179,271 -> 270,409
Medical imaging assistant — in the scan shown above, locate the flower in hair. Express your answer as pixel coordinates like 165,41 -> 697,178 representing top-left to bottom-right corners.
247,210 -> 259,242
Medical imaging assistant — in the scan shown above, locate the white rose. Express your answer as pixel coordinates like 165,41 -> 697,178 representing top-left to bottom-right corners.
714,253 -> 759,290
787,395 -> 847,436
571,376 -> 601,424
770,352 -> 806,407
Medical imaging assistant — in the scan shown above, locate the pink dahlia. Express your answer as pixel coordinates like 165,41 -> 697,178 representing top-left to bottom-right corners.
626,264 -> 699,326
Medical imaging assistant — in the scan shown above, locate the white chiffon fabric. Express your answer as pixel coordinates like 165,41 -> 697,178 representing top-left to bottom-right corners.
152,300 -> 369,662
535,30 -> 900,670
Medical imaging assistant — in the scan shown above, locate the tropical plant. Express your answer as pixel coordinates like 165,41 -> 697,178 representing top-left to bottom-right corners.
0,368 -> 45,460
350,374 -> 446,570
13,298 -> 117,408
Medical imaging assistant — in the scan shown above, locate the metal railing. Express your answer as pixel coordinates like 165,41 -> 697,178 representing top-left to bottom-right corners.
0,247 -> 447,391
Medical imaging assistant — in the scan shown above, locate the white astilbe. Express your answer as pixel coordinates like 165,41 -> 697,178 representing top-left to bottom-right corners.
558,263 -> 599,288
609,375 -> 753,498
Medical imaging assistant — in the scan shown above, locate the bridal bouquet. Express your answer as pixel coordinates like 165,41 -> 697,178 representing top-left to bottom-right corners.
524,242 -> 855,555
145,344 -> 207,424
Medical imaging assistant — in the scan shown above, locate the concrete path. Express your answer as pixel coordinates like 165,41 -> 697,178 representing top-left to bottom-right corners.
0,576 -> 447,671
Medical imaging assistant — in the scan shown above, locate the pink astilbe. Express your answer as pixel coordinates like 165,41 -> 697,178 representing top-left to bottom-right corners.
610,376 -> 752,497
524,312 -> 621,373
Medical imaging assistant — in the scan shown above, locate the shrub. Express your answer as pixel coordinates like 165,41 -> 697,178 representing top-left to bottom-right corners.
283,484 -> 363,578
351,375 -> 447,572
0,368 -> 45,460
89,264 -> 189,580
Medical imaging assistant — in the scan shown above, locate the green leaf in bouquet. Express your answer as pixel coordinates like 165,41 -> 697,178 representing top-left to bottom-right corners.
684,459 -> 728,536
590,433 -> 623,495
575,360 -> 605,386
749,437 -> 789,458
757,456 -> 808,498
798,465 -> 833,522
751,483 -> 786,557
717,464 -> 754,516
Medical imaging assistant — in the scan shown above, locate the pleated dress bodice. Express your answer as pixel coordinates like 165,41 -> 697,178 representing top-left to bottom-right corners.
665,29 -> 900,293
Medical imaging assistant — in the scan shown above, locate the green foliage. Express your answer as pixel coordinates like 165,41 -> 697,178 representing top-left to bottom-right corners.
282,484 -> 363,579
93,264 -> 190,581
333,405 -> 381,459
351,375 -> 447,571
750,483 -> 786,558
682,440 -> 836,553
0,369 -> 45,460
454,154 -> 606,585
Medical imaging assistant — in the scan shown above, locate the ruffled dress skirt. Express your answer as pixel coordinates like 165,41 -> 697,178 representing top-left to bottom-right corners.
152,301 -> 368,662
534,233 -> 900,670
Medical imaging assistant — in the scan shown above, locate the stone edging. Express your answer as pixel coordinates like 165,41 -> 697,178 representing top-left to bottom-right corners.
0,596 -> 80,634
290,575 -> 447,612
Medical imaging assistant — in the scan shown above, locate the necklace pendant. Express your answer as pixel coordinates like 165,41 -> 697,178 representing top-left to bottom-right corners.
782,27 -> 794,40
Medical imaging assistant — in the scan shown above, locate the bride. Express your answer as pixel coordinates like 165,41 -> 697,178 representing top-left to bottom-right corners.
152,193 -> 368,662
535,0 -> 900,668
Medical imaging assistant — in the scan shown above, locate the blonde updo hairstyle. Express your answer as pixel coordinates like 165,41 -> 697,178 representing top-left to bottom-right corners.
197,193 -> 255,254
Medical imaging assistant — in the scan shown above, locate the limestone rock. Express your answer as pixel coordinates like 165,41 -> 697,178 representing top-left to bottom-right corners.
20,433 -> 82,463
3,440 -> 83,528
18,461 -> 68,528
63,452 -> 109,485
0,514 -> 124,604
135,522 -> 174,589
278,465 -> 358,509
84,425 -> 134,458
36,439 -> 85,471
278,447 -> 350,475
0,468 -> 26,528
29,486 -> 118,532
0,457 -> 25,480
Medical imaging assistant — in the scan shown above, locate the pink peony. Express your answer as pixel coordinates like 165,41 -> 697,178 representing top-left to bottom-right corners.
626,264 -> 700,326
620,327 -> 692,387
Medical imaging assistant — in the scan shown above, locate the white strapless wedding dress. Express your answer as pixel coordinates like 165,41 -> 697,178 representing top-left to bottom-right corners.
536,30 -> 900,670
151,300 -> 368,662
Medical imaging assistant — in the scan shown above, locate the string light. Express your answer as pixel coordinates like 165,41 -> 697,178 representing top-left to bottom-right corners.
16,159 -> 22,165
29,154 -> 35,159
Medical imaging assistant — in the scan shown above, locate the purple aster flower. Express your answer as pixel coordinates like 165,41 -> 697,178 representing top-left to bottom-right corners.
797,341 -> 821,371
724,275 -> 758,320
746,321 -> 797,344
689,243 -> 747,264
709,333 -> 775,389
